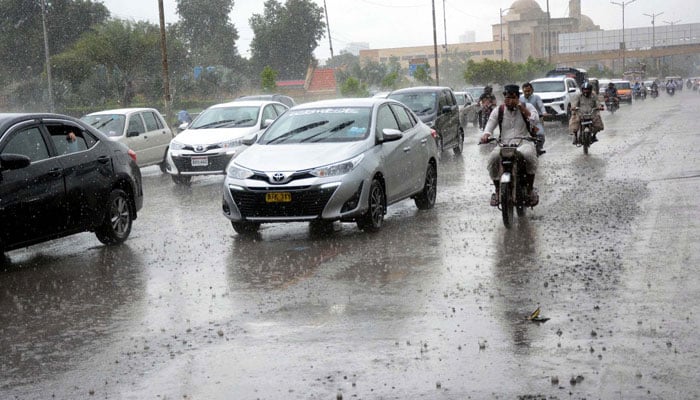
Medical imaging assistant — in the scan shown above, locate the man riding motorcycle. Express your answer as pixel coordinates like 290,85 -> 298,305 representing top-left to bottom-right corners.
478,86 -> 497,131
480,84 -> 540,207
569,82 -> 604,144
604,82 -> 619,109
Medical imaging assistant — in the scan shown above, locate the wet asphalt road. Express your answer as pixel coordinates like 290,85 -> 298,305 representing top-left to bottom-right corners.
1,91 -> 699,399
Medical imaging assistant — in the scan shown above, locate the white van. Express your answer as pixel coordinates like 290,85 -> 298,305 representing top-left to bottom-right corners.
528,76 -> 580,125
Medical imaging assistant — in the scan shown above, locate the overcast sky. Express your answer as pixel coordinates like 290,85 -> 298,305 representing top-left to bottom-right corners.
100,0 -> 697,61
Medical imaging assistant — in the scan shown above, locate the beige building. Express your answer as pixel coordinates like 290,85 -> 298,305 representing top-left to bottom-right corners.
359,0 -> 599,71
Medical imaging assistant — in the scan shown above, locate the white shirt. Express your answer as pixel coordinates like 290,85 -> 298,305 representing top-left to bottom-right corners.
483,103 -> 539,141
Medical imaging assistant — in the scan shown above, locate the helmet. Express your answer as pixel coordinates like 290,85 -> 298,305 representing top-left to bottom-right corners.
608,82 -> 615,87
484,85 -> 493,93
581,82 -> 592,91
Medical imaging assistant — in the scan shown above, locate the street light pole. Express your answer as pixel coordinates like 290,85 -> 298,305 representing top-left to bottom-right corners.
611,0 -> 637,73
40,0 -> 54,112
431,0 -> 439,85
663,19 -> 681,72
643,11 -> 663,49
499,7 -> 512,61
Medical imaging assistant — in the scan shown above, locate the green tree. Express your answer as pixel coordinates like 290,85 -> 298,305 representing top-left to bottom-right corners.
249,0 -> 326,80
413,63 -> 433,85
339,76 -> 368,97
260,66 -> 278,92
0,0 -> 109,84
175,0 -> 239,67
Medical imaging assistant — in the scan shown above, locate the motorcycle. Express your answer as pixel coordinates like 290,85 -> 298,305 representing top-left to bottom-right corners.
633,87 -> 646,100
484,136 -> 538,228
650,87 -> 659,98
667,86 -> 675,96
604,95 -> 619,114
574,111 -> 595,155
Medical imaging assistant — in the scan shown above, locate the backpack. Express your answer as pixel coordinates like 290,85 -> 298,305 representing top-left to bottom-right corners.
497,104 -> 538,138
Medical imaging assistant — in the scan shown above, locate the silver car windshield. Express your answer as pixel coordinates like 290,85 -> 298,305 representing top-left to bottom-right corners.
260,107 -> 371,144
81,114 -> 125,137
190,106 -> 259,129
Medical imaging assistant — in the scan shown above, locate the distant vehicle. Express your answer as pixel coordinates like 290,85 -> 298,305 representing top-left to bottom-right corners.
1,113 -> 143,257
388,86 -> 463,155
529,76 -> 580,125
612,79 -> 632,103
463,86 -> 486,102
222,98 -> 439,234
81,108 -> 174,172
546,67 -> 588,87
371,91 -> 391,98
166,100 -> 289,185
454,91 -> 479,128
234,94 -> 296,108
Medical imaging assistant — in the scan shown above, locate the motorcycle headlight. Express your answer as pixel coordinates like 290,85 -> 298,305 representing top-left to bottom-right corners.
310,154 -> 364,177
227,164 -> 254,179
170,140 -> 185,150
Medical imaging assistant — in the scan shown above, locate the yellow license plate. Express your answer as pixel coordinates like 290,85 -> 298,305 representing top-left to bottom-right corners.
265,192 -> 291,203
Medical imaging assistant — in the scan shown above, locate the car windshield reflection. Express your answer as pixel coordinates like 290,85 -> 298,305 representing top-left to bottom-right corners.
191,106 -> 259,129
260,107 -> 371,144
80,114 -> 125,137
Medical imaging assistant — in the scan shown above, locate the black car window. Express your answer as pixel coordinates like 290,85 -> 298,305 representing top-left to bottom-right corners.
438,91 -> 448,109
46,124 -> 89,155
389,104 -> 413,132
127,114 -> 146,135
376,104 -> 400,136
142,111 -> 160,131
1,126 -> 50,162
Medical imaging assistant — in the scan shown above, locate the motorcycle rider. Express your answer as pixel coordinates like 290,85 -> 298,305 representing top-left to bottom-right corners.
605,82 -> 619,108
650,80 -> 659,96
569,82 -> 604,144
478,86 -> 497,131
520,82 -> 546,156
480,84 -> 540,207
666,79 -> 677,93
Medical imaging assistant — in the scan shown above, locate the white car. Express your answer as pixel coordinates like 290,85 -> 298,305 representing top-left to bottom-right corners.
166,100 -> 288,185
222,98 -> 439,235
528,76 -> 580,125
81,108 -> 174,171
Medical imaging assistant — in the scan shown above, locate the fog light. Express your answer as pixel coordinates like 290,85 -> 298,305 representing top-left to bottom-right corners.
341,182 -> 363,212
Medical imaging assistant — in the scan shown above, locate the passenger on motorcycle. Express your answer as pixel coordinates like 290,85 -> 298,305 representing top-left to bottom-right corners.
569,82 -> 604,144
480,84 -> 540,207
520,82 -> 546,156
478,86 -> 497,131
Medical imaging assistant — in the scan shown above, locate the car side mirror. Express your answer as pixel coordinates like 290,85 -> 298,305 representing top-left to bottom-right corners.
178,122 -> 190,132
242,133 -> 258,146
381,128 -> 403,143
441,105 -> 452,114
0,153 -> 31,171
261,118 -> 274,129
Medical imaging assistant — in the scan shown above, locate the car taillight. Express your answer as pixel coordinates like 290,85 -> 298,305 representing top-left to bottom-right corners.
430,128 -> 437,139
128,149 -> 137,162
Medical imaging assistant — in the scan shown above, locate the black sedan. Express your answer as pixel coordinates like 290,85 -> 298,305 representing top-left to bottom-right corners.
0,113 -> 143,259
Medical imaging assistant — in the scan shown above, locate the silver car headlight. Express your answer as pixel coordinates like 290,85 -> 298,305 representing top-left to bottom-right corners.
219,138 -> 244,149
310,154 -> 364,177
227,163 -> 254,179
170,140 -> 186,150
553,96 -> 565,102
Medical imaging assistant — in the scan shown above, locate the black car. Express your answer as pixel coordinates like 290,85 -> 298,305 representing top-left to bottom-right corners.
388,86 -> 463,155
0,113 -> 143,259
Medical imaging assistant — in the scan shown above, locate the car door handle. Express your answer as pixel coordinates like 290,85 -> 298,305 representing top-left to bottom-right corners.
420,138 -> 428,144
403,146 -> 411,153
48,167 -> 62,177
97,155 -> 110,164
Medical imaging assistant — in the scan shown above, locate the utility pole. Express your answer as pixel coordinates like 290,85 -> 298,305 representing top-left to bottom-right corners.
644,11 -> 663,48
499,8 -> 512,61
432,0 -> 439,85
323,0 -> 334,60
546,0 -> 551,63
663,19 -> 681,72
611,0 -> 637,74
40,0 -> 54,112
158,0 -> 172,126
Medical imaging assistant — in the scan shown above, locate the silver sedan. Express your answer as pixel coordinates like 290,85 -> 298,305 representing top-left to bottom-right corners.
222,98 -> 439,234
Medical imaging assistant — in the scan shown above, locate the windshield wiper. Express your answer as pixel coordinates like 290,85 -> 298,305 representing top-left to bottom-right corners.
194,119 -> 239,129
91,117 -> 114,130
302,120 -> 356,143
266,120 -> 329,144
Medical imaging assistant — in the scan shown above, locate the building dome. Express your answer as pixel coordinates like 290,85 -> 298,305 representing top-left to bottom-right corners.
506,0 -> 545,21
579,14 -> 600,31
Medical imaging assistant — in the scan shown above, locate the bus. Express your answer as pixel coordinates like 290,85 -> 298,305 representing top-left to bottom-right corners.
546,67 -> 588,88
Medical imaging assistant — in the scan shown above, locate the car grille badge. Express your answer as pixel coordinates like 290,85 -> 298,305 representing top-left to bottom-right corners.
194,145 -> 207,153
268,172 -> 290,184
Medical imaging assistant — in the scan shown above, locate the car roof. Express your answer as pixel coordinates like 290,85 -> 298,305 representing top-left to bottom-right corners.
0,112 -> 80,131
530,76 -> 573,82
389,86 -> 452,94
207,100 -> 287,109
289,97 -> 399,110
86,107 -> 160,115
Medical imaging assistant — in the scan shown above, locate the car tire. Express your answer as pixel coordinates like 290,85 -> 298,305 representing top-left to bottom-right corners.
356,178 -> 385,232
95,189 -> 133,245
414,162 -> 437,210
171,175 -> 191,185
231,221 -> 260,235
453,130 -> 464,155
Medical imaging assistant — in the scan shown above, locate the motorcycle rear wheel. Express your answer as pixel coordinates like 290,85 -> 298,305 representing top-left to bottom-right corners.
500,182 -> 514,229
